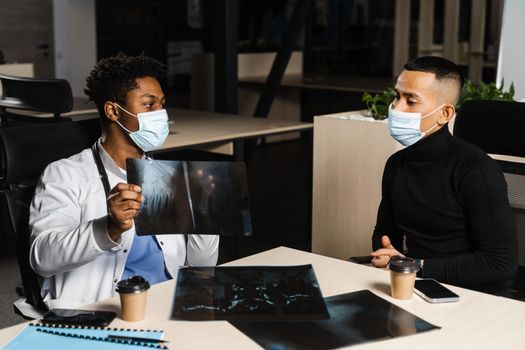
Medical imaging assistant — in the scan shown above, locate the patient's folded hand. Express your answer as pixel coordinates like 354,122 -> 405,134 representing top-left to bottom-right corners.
370,235 -> 404,268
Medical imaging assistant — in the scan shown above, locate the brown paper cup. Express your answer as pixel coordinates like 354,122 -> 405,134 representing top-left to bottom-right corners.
115,276 -> 150,322
119,290 -> 148,322
388,257 -> 419,300
390,270 -> 417,300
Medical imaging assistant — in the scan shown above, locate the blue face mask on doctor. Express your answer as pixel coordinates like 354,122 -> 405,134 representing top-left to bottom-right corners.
387,103 -> 445,147
114,104 -> 170,152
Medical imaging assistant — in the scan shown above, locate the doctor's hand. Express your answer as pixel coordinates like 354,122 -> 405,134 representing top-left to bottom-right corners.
106,183 -> 144,241
195,169 -> 216,194
195,168 -> 216,214
371,235 -> 404,268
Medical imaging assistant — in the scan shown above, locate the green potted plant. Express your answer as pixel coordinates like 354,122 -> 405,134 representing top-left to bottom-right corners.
362,80 -> 515,120
456,80 -> 515,109
361,88 -> 395,120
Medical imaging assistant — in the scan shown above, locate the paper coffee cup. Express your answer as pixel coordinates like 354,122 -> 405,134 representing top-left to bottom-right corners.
115,276 -> 150,322
388,257 -> 420,300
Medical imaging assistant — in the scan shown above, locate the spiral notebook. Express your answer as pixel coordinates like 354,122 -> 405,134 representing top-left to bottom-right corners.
2,323 -> 166,350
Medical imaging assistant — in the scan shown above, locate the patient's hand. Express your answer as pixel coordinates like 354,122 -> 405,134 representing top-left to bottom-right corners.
371,235 -> 404,268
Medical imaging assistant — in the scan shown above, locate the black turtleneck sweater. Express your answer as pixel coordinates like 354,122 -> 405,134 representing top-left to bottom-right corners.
373,126 -> 517,294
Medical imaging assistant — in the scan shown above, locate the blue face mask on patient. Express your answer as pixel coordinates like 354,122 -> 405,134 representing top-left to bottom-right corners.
387,103 -> 444,147
114,104 -> 169,152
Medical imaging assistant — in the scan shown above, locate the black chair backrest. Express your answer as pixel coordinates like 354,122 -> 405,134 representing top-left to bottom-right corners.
0,74 -> 73,126
0,118 -> 101,312
0,118 -> 101,184
454,99 -> 525,299
0,74 -> 73,114
453,100 -> 525,158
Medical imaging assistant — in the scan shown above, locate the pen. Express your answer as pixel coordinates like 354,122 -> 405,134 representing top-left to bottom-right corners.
107,334 -> 169,343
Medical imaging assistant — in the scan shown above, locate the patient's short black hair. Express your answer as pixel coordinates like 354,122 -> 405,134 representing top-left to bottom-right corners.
404,56 -> 464,98
84,52 -> 166,121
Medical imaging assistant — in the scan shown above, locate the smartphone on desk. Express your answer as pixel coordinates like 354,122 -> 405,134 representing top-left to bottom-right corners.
42,308 -> 117,327
414,279 -> 460,303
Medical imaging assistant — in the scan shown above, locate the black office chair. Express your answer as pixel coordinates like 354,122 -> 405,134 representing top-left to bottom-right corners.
0,118 -> 101,319
454,99 -> 525,300
0,74 -> 73,127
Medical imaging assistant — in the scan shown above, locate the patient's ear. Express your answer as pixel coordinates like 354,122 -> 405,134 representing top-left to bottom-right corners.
438,105 -> 456,125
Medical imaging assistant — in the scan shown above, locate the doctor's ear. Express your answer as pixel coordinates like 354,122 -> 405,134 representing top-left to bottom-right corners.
438,105 -> 456,125
104,102 -> 120,122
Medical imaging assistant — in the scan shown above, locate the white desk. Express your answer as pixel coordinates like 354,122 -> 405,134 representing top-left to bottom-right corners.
97,108 -> 312,156
0,247 -> 524,349
12,102 -> 313,152
16,106 -> 313,156
160,108 -> 312,154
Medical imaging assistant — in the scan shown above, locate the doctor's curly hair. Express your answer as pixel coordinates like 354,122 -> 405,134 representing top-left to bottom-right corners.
84,52 -> 166,121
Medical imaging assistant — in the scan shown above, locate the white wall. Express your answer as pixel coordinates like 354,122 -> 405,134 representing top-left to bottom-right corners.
53,0 -> 97,97
496,0 -> 525,100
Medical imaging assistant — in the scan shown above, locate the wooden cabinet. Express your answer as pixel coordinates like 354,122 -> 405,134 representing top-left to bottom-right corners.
311,111 -> 403,260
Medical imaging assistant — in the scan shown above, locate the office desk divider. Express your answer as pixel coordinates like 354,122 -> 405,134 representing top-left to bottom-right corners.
127,159 -> 252,236
171,265 -> 329,321
231,290 -> 440,350
1,323 -> 166,350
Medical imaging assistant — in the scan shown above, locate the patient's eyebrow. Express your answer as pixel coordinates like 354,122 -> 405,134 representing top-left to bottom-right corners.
395,88 -> 422,99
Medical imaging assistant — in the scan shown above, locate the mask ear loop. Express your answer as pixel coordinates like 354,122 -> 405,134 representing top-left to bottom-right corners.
420,104 -> 446,119
113,103 -> 138,134
114,103 -> 138,118
421,122 -> 439,135
421,104 -> 448,135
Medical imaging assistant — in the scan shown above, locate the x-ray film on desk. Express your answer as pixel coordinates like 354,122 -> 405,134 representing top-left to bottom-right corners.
171,265 -> 329,321
231,290 -> 440,349
126,159 -> 252,236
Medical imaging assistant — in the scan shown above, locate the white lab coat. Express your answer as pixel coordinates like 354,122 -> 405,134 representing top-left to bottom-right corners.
29,140 -> 219,309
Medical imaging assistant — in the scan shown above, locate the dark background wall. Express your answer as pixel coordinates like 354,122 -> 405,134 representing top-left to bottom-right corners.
0,0 -> 54,77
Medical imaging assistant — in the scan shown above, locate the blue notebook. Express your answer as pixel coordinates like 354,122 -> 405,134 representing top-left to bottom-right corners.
2,323 -> 166,350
